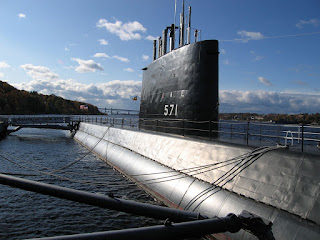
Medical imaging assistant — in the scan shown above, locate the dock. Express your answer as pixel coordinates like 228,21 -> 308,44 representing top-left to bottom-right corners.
6,116 -> 79,133
0,118 -> 8,138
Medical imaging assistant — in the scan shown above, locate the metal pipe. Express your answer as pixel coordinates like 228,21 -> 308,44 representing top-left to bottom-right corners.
194,29 -> 198,42
0,173 -> 205,222
162,28 -> 168,55
28,211 -> 274,240
187,6 -> 191,44
29,214 -> 240,240
169,24 -> 175,51
153,39 -> 157,60
158,37 -> 162,57
179,13 -> 183,47
179,0 -> 185,47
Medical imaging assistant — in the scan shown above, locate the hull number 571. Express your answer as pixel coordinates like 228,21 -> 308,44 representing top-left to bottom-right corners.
164,104 -> 178,116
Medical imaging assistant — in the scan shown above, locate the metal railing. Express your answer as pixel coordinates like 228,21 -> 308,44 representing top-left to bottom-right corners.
72,116 -> 140,129
98,108 -> 139,115
71,116 -> 320,153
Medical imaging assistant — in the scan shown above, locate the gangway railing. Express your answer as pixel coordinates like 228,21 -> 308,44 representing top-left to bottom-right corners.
71,116 -> 320,153
98,108 -> 139,115
9,116 -> 71,125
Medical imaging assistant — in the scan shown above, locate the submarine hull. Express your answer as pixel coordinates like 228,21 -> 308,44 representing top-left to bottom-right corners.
75,123 -> 320,240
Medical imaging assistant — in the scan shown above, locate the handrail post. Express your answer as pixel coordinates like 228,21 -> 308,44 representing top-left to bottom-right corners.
259,125 -> 262,142
209,119 -> 211,140
182,119 -> 185,136
156,119 -> 158,132
301,124 -> 304,152
246,121 -> 249,145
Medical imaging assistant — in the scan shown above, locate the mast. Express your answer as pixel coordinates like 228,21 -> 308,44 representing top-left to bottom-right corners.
187,6 -> 191,44
179,0 -> 185,47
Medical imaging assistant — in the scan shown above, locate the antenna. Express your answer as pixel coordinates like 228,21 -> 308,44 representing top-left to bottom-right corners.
179,0 -> 185,47
174,0 -> 177,26
187,6 -> 191,44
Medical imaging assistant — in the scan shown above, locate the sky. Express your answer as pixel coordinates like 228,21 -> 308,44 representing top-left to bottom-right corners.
0,0 -> 319,114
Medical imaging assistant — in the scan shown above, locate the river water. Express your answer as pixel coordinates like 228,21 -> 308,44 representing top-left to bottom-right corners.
0,127 -> 160,239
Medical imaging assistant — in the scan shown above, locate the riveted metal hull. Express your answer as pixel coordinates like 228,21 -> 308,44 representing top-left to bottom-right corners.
74,123 -> 320,240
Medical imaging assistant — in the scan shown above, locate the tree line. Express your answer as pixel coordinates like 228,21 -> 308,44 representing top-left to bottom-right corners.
0,81 -> 101,115
220,112 -> 320,125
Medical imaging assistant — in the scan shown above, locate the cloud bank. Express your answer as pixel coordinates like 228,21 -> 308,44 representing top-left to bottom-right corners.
220,90 -> 320,114
17,64 -> 141,109
15,64 -> 320,113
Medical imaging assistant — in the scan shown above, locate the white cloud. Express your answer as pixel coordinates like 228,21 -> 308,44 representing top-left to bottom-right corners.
142,55 -> 149,61
12,73 -> 142,110
0,61 -> 10,68
0,72 -> 4,78
124,68 -> 134,72
72,58 -> 104,73
145,35 -> 157,40
296,18 -> 319,28
98,39 -> 108,45
220,49 -> 226,54
93,53 -> 110,58
97,19 -> 146,40
12,65 -> 320,114
18,13 -> 26,18
112,55 -> 129,62
20,64 -> 59,80
258,77 -> 272,86
250,51 -> 264,61
220,90 -> 320,113
237,30 -> 264,42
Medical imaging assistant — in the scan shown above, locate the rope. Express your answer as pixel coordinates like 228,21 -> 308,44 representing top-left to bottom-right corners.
50,127 -> 110,173
184,146 -> 283,211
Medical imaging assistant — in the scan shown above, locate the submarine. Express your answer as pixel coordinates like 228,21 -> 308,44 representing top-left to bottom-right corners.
74,1 -> 320,239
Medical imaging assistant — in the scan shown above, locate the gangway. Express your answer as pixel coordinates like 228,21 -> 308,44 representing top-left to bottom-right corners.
98,107 -> 139,115
8,116 -> 78,132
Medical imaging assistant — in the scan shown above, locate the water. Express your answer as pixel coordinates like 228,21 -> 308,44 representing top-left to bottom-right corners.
0,127 -> 160,239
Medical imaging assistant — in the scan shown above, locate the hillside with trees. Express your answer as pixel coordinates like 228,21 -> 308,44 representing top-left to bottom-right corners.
0,81 -> 101,115
220,112 -> 320,125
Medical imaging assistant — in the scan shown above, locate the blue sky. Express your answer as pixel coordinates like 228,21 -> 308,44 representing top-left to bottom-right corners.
0,0 -> 319,113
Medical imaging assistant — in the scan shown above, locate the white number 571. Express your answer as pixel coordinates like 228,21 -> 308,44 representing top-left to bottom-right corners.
164,104 -> 178,116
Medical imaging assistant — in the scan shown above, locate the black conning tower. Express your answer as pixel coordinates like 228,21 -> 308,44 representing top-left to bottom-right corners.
139,3 -> 219,138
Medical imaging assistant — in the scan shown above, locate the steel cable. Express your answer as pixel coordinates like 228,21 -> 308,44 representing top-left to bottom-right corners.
184,146 -> 281,211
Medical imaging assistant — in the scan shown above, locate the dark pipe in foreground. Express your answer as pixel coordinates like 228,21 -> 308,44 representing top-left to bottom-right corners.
0,173 -> 205,222
30,211 -> 274,240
